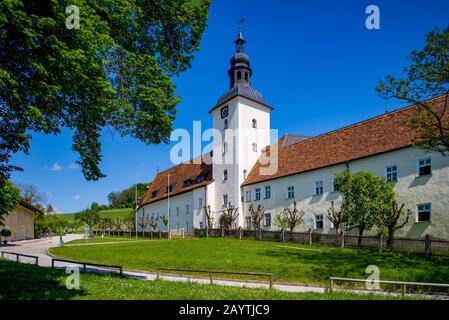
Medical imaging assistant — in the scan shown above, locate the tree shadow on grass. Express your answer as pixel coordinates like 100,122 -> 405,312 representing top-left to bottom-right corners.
256,244 -> 449,286
0,259 -> 87,300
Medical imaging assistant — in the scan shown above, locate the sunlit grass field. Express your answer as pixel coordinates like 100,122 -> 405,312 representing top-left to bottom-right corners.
57,208 -> 133,223
49,237 -> 449,288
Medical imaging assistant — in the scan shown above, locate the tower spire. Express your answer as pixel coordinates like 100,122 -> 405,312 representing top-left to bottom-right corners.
228,20 -> 252,88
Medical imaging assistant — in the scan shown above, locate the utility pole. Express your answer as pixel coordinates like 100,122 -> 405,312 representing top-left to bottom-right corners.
135,185 -> 138,240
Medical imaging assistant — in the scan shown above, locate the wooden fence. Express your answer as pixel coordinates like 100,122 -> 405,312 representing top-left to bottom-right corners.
194,228 -> 449,257
92,229 -> 170,239
51,257 -> 123,276
1,251 -> 39,265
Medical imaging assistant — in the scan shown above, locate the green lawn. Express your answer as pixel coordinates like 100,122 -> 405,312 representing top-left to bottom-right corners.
49,237 -> 449,290
0,259 -> 417,300
58,208 -> 133,223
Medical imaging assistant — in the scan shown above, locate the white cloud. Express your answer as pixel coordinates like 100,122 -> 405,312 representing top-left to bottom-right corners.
68,163 -> 78,170
52,163 -> 63,172
73,195 -> 81,201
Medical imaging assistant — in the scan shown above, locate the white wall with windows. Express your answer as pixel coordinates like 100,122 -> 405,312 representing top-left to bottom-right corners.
242,147 -> 449,239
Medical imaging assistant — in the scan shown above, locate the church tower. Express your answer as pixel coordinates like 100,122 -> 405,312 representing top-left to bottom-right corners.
209,31 -> 272,228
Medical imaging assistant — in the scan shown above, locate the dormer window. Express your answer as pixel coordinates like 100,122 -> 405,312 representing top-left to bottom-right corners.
197,175 -> 205,183
166,185 -> 173,193
151,191 -> 158,198
183,180 -> 193,187
252,119 -> 257,128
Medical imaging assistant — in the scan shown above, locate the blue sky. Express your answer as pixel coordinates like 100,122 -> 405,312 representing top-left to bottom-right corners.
10,0 -> 449,213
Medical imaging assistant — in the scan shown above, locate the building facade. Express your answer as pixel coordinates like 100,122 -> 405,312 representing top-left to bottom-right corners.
1,199 -> 37,241
137,33 -> 449,239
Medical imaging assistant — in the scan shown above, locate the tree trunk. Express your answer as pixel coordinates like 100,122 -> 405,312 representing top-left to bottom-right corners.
387,229 -> 395,250
357,227 -> 365,248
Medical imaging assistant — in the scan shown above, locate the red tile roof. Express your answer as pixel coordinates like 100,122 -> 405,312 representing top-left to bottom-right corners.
139,154 -> 213,207
242,96 -> 446,186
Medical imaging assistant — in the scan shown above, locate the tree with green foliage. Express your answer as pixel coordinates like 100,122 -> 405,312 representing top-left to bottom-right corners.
124,211 -> 136,231
107,183 -> 147,208
376,26 -> 449,155
273,212 -> 289,230
334,169 -> 395,247
75,208 -> 100,233
160,215 -> 169,230
0,0 -> 211,183
0,181 -> 20,227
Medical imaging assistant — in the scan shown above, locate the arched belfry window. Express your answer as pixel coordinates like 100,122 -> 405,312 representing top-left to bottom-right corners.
223,170 -> 228,181
252,119 -> 257,128
245,72 -> 249,81
237,71 -> 242,80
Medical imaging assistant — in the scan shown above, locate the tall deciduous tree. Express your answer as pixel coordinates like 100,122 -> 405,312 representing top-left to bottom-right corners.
74,208 -> 100,232
378,201 -> 412,250
0,0 -> 211,182
16,183 -> 47,205
0,181 -> 20,226
335,169 -> 395,247
376,27 -> 449,155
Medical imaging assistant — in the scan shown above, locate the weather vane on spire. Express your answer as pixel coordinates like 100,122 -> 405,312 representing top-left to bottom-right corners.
238,18 -> 245,32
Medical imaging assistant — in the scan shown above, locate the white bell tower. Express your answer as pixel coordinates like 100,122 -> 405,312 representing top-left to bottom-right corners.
209,31 -> 272,228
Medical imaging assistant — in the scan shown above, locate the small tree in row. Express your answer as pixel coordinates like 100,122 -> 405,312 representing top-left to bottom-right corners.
379,201 -> 413,250
203,205 -> 215,229
138,216 -> 150,238
221,203 -> 239,229
248,204 -> 265,232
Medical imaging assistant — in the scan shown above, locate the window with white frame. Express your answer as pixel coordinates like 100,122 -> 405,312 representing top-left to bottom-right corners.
224,119 -> 228,130
332,178 -> 339,192
245,190 -> 252,202
264,212 -> 271,227
264,186 -> 271,199
315,215 -> 324,229
418,158 -> 432,176
186,204 -> 189,215
223,194 -> 228,206
287,186 -> 295,199
223,169 -> 228,181
386,165 -> 398,182
199,221 -> 204,229
255,188 -> 261,201
176,207 -> 179,216
252,143 -> 257,152
315,181 -> 324,195
417,203 -> 431,222
198,198 -> 203,209
245,216 -> 252,228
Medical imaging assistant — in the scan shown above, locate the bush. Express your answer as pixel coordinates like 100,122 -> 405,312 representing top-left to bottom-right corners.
1,228 -> 11,238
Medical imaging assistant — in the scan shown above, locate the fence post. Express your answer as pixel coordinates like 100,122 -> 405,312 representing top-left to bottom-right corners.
239,227 -> 242,240
51,259 -> 54,269
1,251 -> 3,258
425,234 -> 431,258
259,229 -> 262,241
35,257 -> 39,266
401,284 -> 406,296
329,278 -> 334,293
209,271 -> 213,284
269,275 -> 273,289
308,229 -> 313,245
206,227 -> 209,238
182,229 -> 185,239
16,254 -> 19,262
156,267 -> 160,280
282,229 -> 285,243
221,228 -> 224,238
378,233 -> 383,253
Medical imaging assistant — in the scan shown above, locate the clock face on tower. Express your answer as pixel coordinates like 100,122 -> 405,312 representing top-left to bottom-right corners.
220,106 -> 228,119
